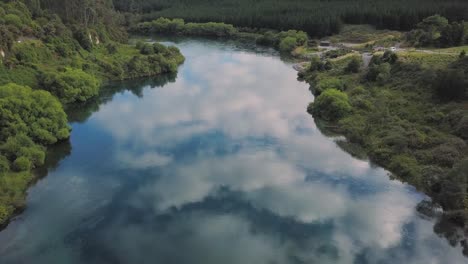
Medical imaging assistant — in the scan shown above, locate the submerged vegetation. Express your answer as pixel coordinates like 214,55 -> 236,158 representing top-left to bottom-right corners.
0,0 -> 184,227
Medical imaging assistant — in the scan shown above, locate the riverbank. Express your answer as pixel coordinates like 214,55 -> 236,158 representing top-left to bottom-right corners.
129,17 -> 468,255
300,46 -> 468,253
0,2 -> 185,228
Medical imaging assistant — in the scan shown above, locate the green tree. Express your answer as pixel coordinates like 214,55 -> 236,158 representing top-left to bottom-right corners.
0,155 -> 9,173
434,69 -> 466,100
345,57 -> 362,73
13,156 -> 31,172
40,68 -> 101,104
0,83 -> 70,144
310,89 -> 352,121
279,37 -> 297,52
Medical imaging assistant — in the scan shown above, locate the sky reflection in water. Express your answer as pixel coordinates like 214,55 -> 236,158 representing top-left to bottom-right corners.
0,38 -> 465,264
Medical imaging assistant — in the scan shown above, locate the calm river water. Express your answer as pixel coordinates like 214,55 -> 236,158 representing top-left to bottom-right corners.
0,38 -> 466,263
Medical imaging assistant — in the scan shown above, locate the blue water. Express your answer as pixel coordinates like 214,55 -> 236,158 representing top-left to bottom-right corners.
0,38 -> 465,264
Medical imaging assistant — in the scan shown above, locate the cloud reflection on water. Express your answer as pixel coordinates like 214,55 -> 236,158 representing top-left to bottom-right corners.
0,39 -> 466,264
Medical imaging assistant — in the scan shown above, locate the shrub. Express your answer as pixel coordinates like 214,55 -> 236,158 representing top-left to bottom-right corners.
0,155 -> 9,173
256,31 -> 279,46
279,36 -> 297,52
366,62 -> 391,83
311,89 -> 352,121
460,50 -> 466,59
315,78 -> 345,95
0,84 -> 70,144
429,143 -> 464,167
1,134 -> 45,167
455,116 -> 468,139
73,28 -> 93,51
382,50 -> 398,64
153,43 -> 167,54
309,56 -> 326,72
4,14 -> 23,28
41,68 -> 101,104
106,43 -> 118,54
140,43 -> 154,55
433,69 -> 466,101
389,154 -> 420,180
345,57 -> 362,73
13,156 -> 31,172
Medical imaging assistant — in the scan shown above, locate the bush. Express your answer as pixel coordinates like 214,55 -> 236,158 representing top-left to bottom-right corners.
41,68 -> 101,104
4,14 -> 23,28
455,116 -> 468,139
311,89 -> 352,121
382,50 -> 398,64
1,134 -> 46,167
106,43 -> 118,54
389,154 -> 420,179
460,50 -> 466,59
315,78 -> 345,95
366,62 -> 391,83
0,155 -> 9,173
279,36 -> 297,52
73,28 -> 93,51
140,43 -> 154,55
13,156 -> 31,172
345,57 -> 362,73
309,56 -> 325,72
0,83 -> 70,144
433,69 -> 466,101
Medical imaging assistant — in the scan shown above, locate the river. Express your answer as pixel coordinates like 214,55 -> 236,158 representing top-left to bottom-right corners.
0,38 -> 465,264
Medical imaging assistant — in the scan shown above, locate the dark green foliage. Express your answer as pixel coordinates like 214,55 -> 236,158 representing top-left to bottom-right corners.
116,0 -> 468,37
1,134 -> 45,168
324,49 -> 351,59
433,69 -> 466,101
407,15 -> 468,47
106,43 -> 118,54
308,56 -> 328,73
455,116 -> 468,139
0,83 -> 70,144
345,57 -> 362,73
40,68 -> 101,104
310,89 -> 351,121
0,155 -> 9,173
366,62 -> 391,82
382,50 -> 399,64
136,17 -> 237,37
279,37 -> 297,53
13,156 -> 31,172
73,28 -> 94,51
134,18 -> 308,52
0,0 -> 186,227
389,155 -> 420,179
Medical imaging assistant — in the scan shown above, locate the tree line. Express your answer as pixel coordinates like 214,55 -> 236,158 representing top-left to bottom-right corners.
114,0 -> 468,37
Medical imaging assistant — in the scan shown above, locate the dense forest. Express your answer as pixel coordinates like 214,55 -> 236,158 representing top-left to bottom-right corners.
114,0 -> 468,37
0,0 -> 184,226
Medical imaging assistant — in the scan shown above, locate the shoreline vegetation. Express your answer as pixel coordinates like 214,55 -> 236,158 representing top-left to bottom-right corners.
0,1 -> 184,227
131,16 -> 468,254
1,0 -> 468,257
131,17 -> 309,54
302,17 -> 468,254
115,0 -> 468,38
